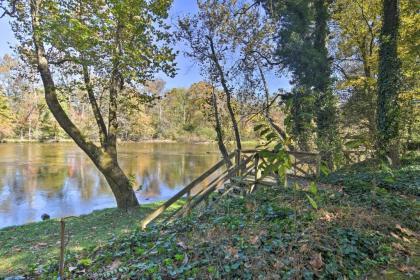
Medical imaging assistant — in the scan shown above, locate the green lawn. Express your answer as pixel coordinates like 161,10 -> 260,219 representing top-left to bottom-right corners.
0,201 -> 184,277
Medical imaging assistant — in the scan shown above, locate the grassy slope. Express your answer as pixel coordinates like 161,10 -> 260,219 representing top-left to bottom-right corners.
0,201 -> 185,277
34,163 -> 419,279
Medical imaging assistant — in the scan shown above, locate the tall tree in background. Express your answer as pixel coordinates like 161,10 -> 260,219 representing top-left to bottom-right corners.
260,0 -> 341,168
7,0 -> 176,209
312,0 -> 341,169
332,0 -> 381,153
178,0 -> 248,154
376,0 -> 401,165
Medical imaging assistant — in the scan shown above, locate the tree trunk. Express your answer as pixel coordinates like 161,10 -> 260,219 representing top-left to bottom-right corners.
29,0 -> 139,209
212,88 -> 231,167
256,62 -> 291,148
208,36 -> 242,151
313,0 -> 340,170
376,0 -> 401,167
98,157 -> 139,210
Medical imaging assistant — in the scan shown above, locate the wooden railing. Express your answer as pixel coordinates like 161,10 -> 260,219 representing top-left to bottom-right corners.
241,149 -> 321,178
140,149 -> 320,229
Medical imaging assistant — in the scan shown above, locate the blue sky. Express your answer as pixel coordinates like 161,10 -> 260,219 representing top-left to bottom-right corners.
0,0 -> 290,91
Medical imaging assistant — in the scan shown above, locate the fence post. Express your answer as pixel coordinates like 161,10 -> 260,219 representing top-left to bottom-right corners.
235,149 -> 241,176
316,154 -> 321,178
250,153 -> 259,193
59,218 -> 65,279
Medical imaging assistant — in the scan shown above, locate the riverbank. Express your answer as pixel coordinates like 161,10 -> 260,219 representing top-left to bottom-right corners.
0,201 -> 185,277
0,138 -> 260,146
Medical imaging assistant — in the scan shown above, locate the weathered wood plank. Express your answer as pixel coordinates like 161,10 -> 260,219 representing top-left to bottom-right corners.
141,152 -> 235,229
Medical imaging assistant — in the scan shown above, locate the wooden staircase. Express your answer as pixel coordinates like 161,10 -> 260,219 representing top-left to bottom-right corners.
140,149 -> 320,229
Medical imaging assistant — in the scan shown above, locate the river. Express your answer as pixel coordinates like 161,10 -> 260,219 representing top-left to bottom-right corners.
0,142 -> 221,228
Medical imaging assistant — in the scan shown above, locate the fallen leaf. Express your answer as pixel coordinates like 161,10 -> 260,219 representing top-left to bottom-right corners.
309,253 -> 324,270
273,260 -> 285,270
109,259 -> 121,270
177,241 -> 188,250
397,265 -> 416,273
227,246 -> 239,258
245,202 -> 255,211
299,244 -> 309,253
250,235 -> 259,245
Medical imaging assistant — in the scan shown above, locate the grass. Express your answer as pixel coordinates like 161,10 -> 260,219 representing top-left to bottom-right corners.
0,201 -> 185,277
33,172 -> 419,279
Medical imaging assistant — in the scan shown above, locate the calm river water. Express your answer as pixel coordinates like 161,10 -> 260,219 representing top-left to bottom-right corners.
0,142 -> 221,228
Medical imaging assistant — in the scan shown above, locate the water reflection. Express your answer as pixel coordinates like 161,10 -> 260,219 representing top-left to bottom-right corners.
0,142 -> 220,228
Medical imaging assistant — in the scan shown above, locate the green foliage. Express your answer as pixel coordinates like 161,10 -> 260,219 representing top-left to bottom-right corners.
254,122 -> 292,184
321,159 -> 420,196
284,87 -> 315,151
78,258 -> 93,267
261,0 -> 342,168
31,176 -> 419,279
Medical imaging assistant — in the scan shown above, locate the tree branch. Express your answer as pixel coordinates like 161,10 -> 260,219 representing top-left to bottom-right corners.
30,0 -> 100,160
82,64 -> 108,147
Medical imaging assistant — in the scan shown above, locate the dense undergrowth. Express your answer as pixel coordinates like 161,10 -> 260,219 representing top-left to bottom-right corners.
322,153 -> 420,196
33,164 -> 419,280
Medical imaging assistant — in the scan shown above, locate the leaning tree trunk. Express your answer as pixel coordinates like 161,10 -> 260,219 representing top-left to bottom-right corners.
376,0 -> 401,166
208,36 -> 242,151
97,156 -> 139,209
211,88 -> 232,167
30,0 -> 138,209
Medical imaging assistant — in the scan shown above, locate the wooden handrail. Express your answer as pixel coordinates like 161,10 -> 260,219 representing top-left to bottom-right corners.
185,155 -> 255,212
164,154 -> 255,224
241,149 -> 319,156
141,148 -> 321,229
141,152 -> 235,229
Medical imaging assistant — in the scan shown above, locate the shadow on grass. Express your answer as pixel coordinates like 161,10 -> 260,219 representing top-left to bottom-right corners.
0,200 -> 185,277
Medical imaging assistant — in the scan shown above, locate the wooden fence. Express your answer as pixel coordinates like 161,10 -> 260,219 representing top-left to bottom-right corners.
140,149 -> 320,229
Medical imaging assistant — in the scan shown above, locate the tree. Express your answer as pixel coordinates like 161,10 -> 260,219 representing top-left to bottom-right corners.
8,0 -> 176,209
376,0 -> 401,165
332,0 -> 418,155
332,0 -> 381,153
178,0 -> 249,153
0,91 -> 14,139
260,0 -> 341,169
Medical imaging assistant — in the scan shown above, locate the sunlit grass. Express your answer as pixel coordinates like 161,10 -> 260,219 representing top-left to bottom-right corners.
0,200 -> 184,277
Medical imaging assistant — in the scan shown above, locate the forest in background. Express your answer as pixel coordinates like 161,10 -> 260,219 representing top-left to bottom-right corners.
0,0 -> 418,207
0,63 -> 267,143
0,0 -> 417,153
